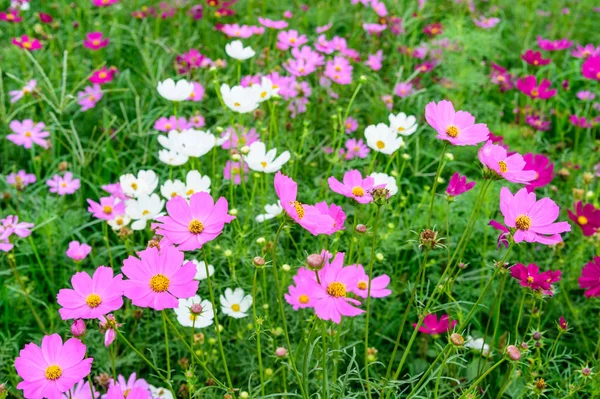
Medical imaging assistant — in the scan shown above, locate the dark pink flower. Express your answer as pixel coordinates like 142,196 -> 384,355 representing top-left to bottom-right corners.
581,56 -> 600,81
568,201 -> 600,236
1,9 -> 22,23
523,153 -> 554,192
12,35 -> 42,51
445,172 -> 476,197
38,12 -> 53,23
521,50 -> 551,66
89,66 -> 118,85
537,36 -> 572,51
510,263 -> 561,295
516,75 -> 556,99
569,115 -> 593,128
414,314 -> 456,335
579,256 -> 600,298
83,32 -> 109,50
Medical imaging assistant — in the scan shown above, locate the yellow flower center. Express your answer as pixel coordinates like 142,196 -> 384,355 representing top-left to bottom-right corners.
497,75 -> 505,82
149,274 -> 170,292
291,201 -> 305,219
188,219 -> 204,234
352,186 -> 365,197
299,294 -> 309,304
445,125 -> 459,138
142,210 -> 150,216
7,14 -> 14,20
45,365 -> 63,380
327,282 -> 347,297
131,182 -> 138,190
234,102 -> 241,107
23,42 -> 32,49
99,72 -> 107,79
515,215 -> 532,231
260,161 -> 268,168
498,161 -> 508,173
261,91 -> 267,98
186,189 -> 194,196
92,39 -> 100,46
527,276 -> 534,284
61,182 -> 67,188
231,304 -> 241,312
103,205 -> 113,214
189,314 -> 198,321
397,126 -> 405,132
578,216 -> 588,225
533,60 -> 539,65
25,131 -> 32,137
171,192 -> 178,198
290,37 -> 296,43
89,95 -> 95,102
165,123 -> 172,130
376,140 -> 385,149
531,88 -> 539,97
116,218 -> 124,226
86,293 -> 102,308
357,281 -> 368,290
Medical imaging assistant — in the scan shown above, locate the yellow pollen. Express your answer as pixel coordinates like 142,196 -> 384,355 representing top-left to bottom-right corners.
346,123 -> 352,128
497,75 -> 505,82
131,182 -> 138,190
189,314 -> 198,321
515,215 -> 532,231
86,293 -> 102,308
352,186 -> 365,197
15,176 -> 22,182
123,389 -> 131,398
291,201 -> 305,219
533,60 -> 539,65
376,140 -> 385,149
188,219 -> 204,234
171,192 -> 178,198
89,95 -> 95,102
357,281 -> 368,290
25,131 -> 32,137
498,161 -> 508,173
397,126 -> 405,132
142,210 -> 150,215
578,216 -> 588,225
103,205 -> 113,214
186,189 -> 194,196
189,92 -> 195,98
7,14 -> 14,20
298,294 -> 309,304
527,276 -> 534,284
335,66 -> 341,72
260,161 -> 268,168
92,39 -> 100,46
116,218 -> 124,226
261,91 -> 267,98
234,102 -> 241,107
327,282 -> 347,297
446,125 -> 459,138
149,274 -> 170,292
165,123 -> 172,130
61,182 -> 67,187
231,304 -> 241,312
596,72 -> 600,79
99,72 -> 107,79
290,37 -> 296,43
235,30 -> 241,36
23,42 -> 32,49
45,365 -> 63,380
531,88 -> 539,97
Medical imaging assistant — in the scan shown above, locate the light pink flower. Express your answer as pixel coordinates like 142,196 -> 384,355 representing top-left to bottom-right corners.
87,196 -> 125,221
77,84 -> 103,111
7,170 -> 36,189
277,30 -> 308,50
351,264 -> 391,298
478,141 -> 537,184
258,17 -> 288,29
425,100 -> 489,146
66,241 -> 92,261
328,170 -> 377,204
47,172 -> 81,195
187,82 -> 205,102
9,79 -> 37,103
7,119 -> 50,149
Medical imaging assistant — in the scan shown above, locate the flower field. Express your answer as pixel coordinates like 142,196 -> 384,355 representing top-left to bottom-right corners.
1,0 -> 599,398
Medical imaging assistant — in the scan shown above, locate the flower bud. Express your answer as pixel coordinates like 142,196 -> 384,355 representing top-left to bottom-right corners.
520,342 -> 529,350
190,304 -> 203,314
402,153 -> 411,160
450,333 -> 464,346
256,237 -> 266,244
231,153 -> 241,161
240,392 -> 249,399
558,316 -> 567,331
275,347 -> 288,357
281,264 -> 291,272
229,208 -> 238,216
532,331 -> 542,341
359,75 -> 368,83
581,367 -> 592,377
265,368 -> 273,376
240,145 -> 250,154
444,152 -> 454,161
71,319 -> 86,337
356,224 -> 367,234
375,253 -> 384,261
224,249 -> 233,257
506,345 -> 521,360
253,256 -> 265,267
58,161 -> 69,171
583,172 -> 594,184
307,254 -> 324,270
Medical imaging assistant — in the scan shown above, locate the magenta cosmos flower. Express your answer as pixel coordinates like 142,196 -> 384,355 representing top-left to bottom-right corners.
568,201 -> 600,236
579,257 -> 600,297
154,116 -> 190,132
521,50 -> 551,66
523,153 -> 554,192
445,172 -> 476,197
47,172 -> 81,195
92,0 -> 119,6
313,202 -> 346,235
15,334 -> 93,399
66,241 -> 92,261
121,245 -> 198,310
582,56 -> 600,81
510,263 -> 561,295
516,76 -> 556,99
89,66 -> 118,85
12,35 -> 43,51
425,100 -> 489,146
57,266 -> 123,320
499,186 -> 571,245
478,141 -> 536,184
414,314 -> 456,335
328,170 -> 377,204
1,215 -> 34,240
83,32 -> 109,50
572,44 -> 600,59
154,192 -> 234,251
537,36 -> 572,51
8,119 -> 50,149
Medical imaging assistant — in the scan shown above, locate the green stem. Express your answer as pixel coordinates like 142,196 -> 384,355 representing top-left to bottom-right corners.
252,268 -> 266,397
426,142 -> 448,228
162,311 -> 171,380
514,291 -> 527,340
458,359 -> 505,399
321,320 -> 329,398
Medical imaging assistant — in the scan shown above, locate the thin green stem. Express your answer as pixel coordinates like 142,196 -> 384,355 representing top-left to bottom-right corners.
459,359 -> 505,399
321,320 -> 329,398
426,142 -> 448,228
162,311 -> 171,380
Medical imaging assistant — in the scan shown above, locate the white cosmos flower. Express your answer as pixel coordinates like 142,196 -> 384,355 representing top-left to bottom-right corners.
220,288 -> 252,319
364,123 -> 404,155
119,170 -> 159,198
189,259 -> 215,280
464,336 -> 491,357
158,149 -> 188,166
107,214 -> 131,230
157,78 -> 194,101
174,295 -> 214,328
221,83 -> 261,114
255,77 -> 278,102
244,141 -> 291,173
370,172 -> 398,196
256,201 -> 283,222
149,386 -> 174,399
125,193 -> 165,230
184,170 -> 211,198
160,179 -> 186,200
158,129 -> 215,158
225,40 -> 256,60
388,112 -> 418,136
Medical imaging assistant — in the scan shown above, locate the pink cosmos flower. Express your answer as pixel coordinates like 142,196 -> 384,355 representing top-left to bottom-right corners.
9,79 -> 37,103
445,172 -> 476,197
105,386 -> 148,399
154,116 -> 190,132
316,23 -> 332,34
57,266 -> 124,320
189,114 -> 206,128
581,56 -> 600,81
187,82 -> 205,102
571,44 -> 600,59
351,264 -> 391,298
221,24 -> 254,38
478,141 -> 537,183
47,172 -> 81,195
523,153 -> 554,192
414,314 -> 456,335
7,170 -> 36,189
328,170 -> 377,204
77,84 -> 103,111
579,257 -> 600,298
313,202 -> 346,235
568,201 -> 600,236
525,114 -> 551,131
425,100 -> 490,146
382,95 -> 393,110
499,186 -> 571,245
324,56 -> 353,85
221,126 -> 259,149
87,196 -> 125,221
490,63 -> 513,91
344,138 -> 370,160
576,90 -> 595,101
7,119 -> 50,149
63,380 -> 99,399
569,115 -> 593,128
473,16 -> 500,28
365,50 -> 384,70
537,36 -> 572,51
122,245 -> 198,310
363,23 -> 387,35
66,241 -> 92,261
107,372 -> 149,394
1,215 -> 34,241
344,117 -> 358,133
12,35 -> 43,51
516,76 -> 556,99
15,334 -> 93,399
258,17 -> 288,29
510,263 -> 561,295
101,183 -> 125,199
394,82 -> 413,97
99,314 -> 120,347
283,10 -> 292,18
39,12 -> 54,24
83,32 -> 109,50
0,9 -> 22,22
521,50 -> 551,66
371,0 -> 387,16
489,220 -> 510,249
423,23 -> 443,37
223,161 -> 248,185
153,192 -> 235,251
89,66 -> 118,85
277,30 -> 308,50
92,0 -> 119,6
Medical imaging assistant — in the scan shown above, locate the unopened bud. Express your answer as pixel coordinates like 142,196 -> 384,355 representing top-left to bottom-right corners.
265,368 -> 273,376
231,153 -> 241,161
256,237 -> 266,244
506,345 -> 521,360
450,333 -> 464,346
281,264 -> 291,272
253,256 -> 265,267
240,145 -> 250,154
402,153 -> 411,160
532,331 -> 542,341
356,224 -> 367,234
239,392 -> 249,399
58,161 -> 69,171
375,253 -> 384,261
275,347 -> 288,357
224,249 -> 233,257
581,367 -> 592,377
307,254 -> 324,270
190,304 -> 203,314
229,208 -> 238,216
583,172 -> 594,184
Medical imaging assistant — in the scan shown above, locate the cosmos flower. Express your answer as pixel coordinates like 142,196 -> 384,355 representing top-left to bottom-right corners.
370,172 -> 398,196
89,67 -> 118,85
445,173 -> 476,197
579,257 -> 600,298
478,141 -> 537,184
225,40 -> 255,60
47,172 -> 81,195
12,35 -> 42,51
328,170 -> 378,204
157,78 -> 194,101
414,314 -> 456,335
394,82 -> 413,97
522,153 -> 554,192
351,264 -> 391,298
537,36 -> 572,51
220,83 -> 261,113
125,194 -> 165,230
516,76 -> 556,99
244,141 -> 291,173
510,263 -> 561,295
344,138 -> 370,160
220,288 -> 252,318
521,50 -> 551,66
174,295 -> 214,328
66,241 -> 92,261
425,100 -> 489,146
473,16 -> 500,28
9,79 -> 36,103
364,123 -> 404,154
87,196 -> 125,221
119,170 -> 158,198
7,169 -> 36,189
388,112 -> 418,136
255,201 -> 283,223
77,84 -> 103,111
187,82 -> 205,102
7,119 -> 50,149
567,201 -> 600,236
83,32 -> 109,50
